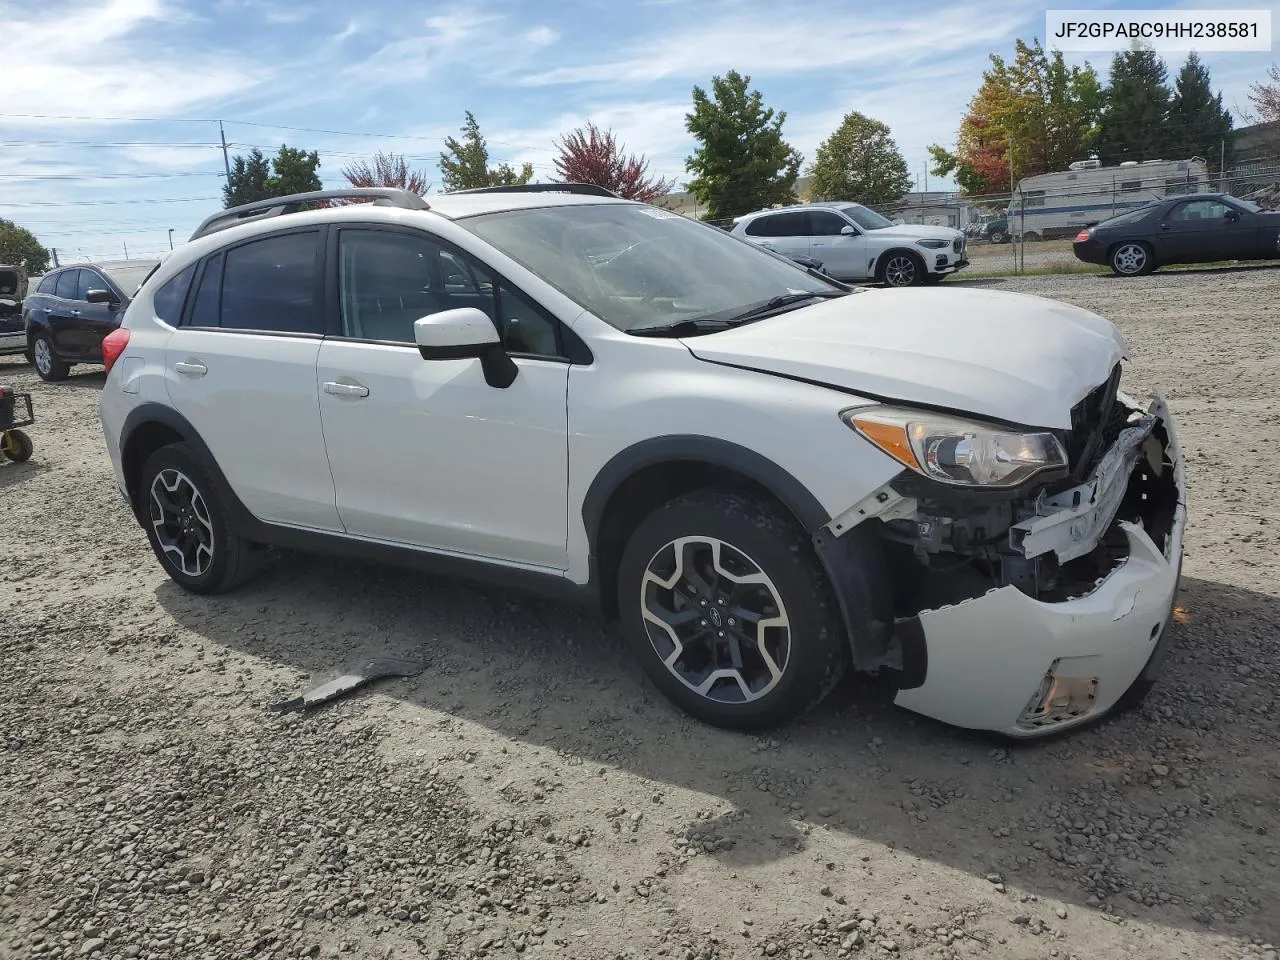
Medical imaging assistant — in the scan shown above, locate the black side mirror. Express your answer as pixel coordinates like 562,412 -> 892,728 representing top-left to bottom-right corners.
85,289 -> 119,306
1224,210 -> 1240,222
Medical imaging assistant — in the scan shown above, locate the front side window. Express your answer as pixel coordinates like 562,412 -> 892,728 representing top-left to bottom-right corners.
336,229 -> 561,357
1170,200 -> 1229,222
810,211 -> 851,236
219,231 -> 321,334
54,270 -> 79,300
76,270 -> 107,300
459,203 -> 847,334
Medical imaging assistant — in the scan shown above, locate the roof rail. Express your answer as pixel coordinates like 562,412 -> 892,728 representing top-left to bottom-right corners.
189,187 -> 430,241
448,182 -> 622,199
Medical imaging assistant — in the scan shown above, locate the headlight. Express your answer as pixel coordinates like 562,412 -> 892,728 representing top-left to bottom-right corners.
916,239 -> 950,249
842,406 -> 1068,487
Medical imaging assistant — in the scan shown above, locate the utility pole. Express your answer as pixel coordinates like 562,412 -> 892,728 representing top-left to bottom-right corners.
168,228 -> 175,250
123,240 -> 129,259
51,248 -> 59,267
1008,148 -> 1016,273
219,120 -> 232,181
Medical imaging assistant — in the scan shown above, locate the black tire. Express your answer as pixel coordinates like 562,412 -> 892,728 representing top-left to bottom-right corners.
1,429 -> 33,463
138,442 -> 260,594
1109,241 -> 1156,277
878,251 -> 926,288
616,489 -> 847,730
31,333 -> 69,382
988,230 -> 1005,244
1023,231 -> 1042,243
922,272 -> 944,285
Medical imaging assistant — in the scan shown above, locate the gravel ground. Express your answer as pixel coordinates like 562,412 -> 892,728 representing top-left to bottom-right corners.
2,265 -> 1278,960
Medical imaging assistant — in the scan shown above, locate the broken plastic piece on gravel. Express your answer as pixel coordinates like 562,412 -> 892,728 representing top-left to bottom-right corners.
269,657 -> 424,713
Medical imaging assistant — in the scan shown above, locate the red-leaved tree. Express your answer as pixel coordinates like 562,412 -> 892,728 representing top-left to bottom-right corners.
553,122 -> 675,202
342,151 -> 431,194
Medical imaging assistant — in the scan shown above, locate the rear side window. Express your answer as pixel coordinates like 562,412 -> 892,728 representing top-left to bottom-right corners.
37,274 -> 57,294
188,253 -> 223,328
746,212 -> 810,237
152,263 -> 197,325
219,231 -> 321,334
54,270 -> 79,300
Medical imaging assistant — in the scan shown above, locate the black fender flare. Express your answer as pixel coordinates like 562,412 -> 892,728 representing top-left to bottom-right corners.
119,402 -> 261,536
580,435 -> 831,557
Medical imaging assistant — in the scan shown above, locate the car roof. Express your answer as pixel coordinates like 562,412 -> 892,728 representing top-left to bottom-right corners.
424,190 -> 635,220
734,201 -> 862,223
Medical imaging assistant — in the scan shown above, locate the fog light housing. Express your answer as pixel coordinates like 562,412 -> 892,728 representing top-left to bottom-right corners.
1018,660 -> 1098,728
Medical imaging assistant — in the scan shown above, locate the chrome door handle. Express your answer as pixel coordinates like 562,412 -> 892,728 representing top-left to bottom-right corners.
174,360 -> 207,376
70,309 -> 81,316
323,381 -> 369,398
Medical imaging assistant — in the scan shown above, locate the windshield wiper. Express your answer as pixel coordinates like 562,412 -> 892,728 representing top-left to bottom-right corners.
627,290 -> 847,338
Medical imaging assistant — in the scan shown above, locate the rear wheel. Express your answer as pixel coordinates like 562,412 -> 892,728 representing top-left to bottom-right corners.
32,334 -> 68,382
879,252 -> 925,288
139,442 -> 261,594
1,429 -> 32,463
616,490 -> 847,730
1109,241 -> 1155,277
988,229 -> 1006,244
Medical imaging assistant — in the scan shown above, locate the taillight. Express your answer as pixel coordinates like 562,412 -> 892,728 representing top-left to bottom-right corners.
101,328 -> 130,374
1073,230 -> 1090,242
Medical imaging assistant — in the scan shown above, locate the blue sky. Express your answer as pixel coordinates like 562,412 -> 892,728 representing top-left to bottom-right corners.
3,0 -> 1277,264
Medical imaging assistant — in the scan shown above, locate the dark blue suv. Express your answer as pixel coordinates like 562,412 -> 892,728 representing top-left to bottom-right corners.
22,259 -> 158,380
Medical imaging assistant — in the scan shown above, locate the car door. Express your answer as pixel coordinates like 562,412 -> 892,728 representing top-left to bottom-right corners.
807,210 -> 867,278
46,268 -> 86,356
316,225 -> 570,568
164,227 -> 342,531
74,268 -> 123,360
1157,198 -> 1253,263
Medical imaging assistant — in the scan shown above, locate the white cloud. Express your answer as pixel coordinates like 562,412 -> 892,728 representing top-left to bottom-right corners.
5,0 -> 267,117
518,1 -> 1019,86
341,7 -> 558,85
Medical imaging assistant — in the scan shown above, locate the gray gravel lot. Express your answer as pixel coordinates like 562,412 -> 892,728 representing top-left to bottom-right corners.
2,265 -> 1278,960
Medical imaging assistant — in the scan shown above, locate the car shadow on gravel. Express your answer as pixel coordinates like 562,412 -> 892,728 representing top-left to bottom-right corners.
0,460 -> 50,489
155,560 -> 1280,944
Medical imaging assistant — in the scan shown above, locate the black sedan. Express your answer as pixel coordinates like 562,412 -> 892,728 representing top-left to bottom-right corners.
22,259 -> 158,381
1073,193 -> 1280,277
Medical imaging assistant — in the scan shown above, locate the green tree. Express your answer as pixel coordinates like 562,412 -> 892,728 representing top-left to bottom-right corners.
223,147 -> 273,207
438,111 -> 533,191
268,145 -> 322,195
808,112 -> 912,206
929,39 -> 1101,195
684,70 -> 802,219
1097,44 -> 1171,165
1166,52 -> 1233,170
0,219 -> 50,274
222,144 -> 322,208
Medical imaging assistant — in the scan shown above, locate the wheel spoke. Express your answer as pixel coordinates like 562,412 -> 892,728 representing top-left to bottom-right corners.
640,536 -> 791,705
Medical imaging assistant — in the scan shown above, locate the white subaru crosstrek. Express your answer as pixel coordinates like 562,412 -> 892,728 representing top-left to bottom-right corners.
98,184 -> 1186,738
730,201 -> 968,286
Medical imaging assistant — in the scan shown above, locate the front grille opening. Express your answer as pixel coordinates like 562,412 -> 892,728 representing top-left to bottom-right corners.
1066,363 -> 1123,479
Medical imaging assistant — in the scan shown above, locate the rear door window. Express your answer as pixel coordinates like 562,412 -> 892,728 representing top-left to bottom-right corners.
219,231 -> 322,334
152,263 -> 197,325
187,253 -> 224,328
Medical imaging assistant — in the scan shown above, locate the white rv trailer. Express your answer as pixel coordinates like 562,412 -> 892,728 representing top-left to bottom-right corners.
1005,157 -> 1210,240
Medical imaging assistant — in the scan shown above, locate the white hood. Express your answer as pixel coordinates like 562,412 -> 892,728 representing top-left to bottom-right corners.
682,287 -> 1127,429
872,223 -> 963,241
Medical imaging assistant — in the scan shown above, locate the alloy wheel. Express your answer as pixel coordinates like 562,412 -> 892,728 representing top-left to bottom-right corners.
884,255 -> 917,287
33,338 -> 52,376
640,536 -> 791,704
149,468 -> 215,577
1113,243 -> 1147,275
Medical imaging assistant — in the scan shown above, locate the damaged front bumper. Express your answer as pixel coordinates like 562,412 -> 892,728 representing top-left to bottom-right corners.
827,390 -> 1186,739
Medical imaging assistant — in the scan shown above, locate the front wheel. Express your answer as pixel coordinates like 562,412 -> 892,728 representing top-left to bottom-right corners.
616,490 -> 847,730
31,333 -> 69,382
139,442 -> 261,594
1109,241 -> 1155,277
879,252 -> 925,288
988,230 -> 1005,244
